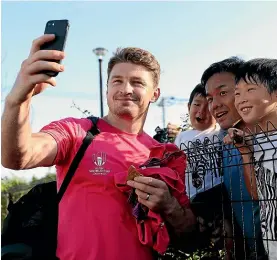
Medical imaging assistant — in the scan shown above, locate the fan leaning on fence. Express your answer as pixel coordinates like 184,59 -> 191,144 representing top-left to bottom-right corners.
172,82 -> 233,258
201,57 -> 266,259
164,57 -> 266,259
174,83 -> 221,198
224,58 -> 277,260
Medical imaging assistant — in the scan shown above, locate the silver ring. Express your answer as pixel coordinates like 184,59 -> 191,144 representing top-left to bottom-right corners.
146,193 -> 150,201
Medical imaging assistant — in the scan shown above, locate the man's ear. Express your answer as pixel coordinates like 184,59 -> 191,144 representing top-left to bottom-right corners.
188,103 -> 191,111
150,88 -> 160,103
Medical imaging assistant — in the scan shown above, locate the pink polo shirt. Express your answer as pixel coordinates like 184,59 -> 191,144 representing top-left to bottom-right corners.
41,117 -> 160,260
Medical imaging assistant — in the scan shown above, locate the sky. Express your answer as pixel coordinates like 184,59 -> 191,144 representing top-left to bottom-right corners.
1,0 -> 277,180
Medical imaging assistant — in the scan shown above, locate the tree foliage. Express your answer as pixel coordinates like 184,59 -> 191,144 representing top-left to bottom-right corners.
1,173 -> 56,227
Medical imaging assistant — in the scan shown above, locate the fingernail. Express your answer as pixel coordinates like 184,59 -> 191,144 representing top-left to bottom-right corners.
60,65 -> 64,71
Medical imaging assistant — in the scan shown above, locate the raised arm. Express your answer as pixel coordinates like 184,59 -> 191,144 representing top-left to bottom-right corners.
1,34 -> 65,170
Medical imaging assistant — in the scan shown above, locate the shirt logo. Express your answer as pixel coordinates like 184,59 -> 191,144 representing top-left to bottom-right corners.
89,152 -> 110,175
93,152 -> 106,166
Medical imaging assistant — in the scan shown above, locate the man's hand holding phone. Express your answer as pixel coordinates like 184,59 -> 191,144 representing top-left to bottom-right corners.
7,34 -> 65,105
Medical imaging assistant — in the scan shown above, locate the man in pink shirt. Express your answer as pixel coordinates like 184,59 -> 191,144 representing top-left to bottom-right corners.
1,34 -> 195,260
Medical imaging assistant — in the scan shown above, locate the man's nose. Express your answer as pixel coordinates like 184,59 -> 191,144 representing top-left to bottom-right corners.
120,81 -> 133,94
211,97 -> 222,111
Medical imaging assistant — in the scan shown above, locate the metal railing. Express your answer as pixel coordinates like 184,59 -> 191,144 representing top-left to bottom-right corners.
163,123 -> 276,259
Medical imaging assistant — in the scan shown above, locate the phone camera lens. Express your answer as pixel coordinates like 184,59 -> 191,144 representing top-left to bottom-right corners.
52,22 -> 55,26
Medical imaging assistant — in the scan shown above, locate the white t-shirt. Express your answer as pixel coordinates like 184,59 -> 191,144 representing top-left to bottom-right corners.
175,125 -> 222,198
253,132 -> 277,260
175,125 -> 220,148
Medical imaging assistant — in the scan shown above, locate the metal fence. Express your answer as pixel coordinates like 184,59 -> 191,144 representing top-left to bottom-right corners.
162,123 -> 276,260
2,124 -> 276,259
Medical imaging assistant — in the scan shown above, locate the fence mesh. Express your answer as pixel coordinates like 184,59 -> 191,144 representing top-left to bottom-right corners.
2,123 -> 276,260
161,123 -> 276,260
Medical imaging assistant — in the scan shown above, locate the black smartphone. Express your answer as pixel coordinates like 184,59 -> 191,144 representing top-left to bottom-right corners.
40,19 -> 70,77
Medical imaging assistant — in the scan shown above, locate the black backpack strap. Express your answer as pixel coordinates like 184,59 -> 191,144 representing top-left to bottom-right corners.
57,117 -> 100,203
87,116 -> 100,135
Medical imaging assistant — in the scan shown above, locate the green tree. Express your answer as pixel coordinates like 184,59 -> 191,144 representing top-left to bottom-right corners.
1,176 -> 28,226
1,173 -> 56,227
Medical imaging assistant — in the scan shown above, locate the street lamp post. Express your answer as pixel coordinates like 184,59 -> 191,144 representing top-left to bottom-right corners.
157,96 -> 189,128
93,47 -> 108,117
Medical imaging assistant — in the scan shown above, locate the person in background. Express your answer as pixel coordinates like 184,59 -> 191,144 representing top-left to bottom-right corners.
174,83 -> 218,147
167,83 -> 218,145
174,83 -> 220,198
167,122 -> 182,142
202,56 -> 266,259
167,84 -> 229,258
224,58 -> 277,259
